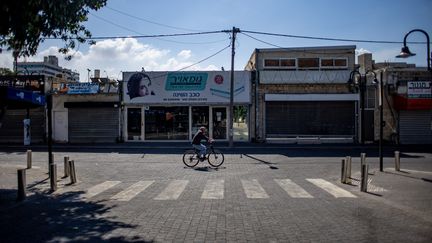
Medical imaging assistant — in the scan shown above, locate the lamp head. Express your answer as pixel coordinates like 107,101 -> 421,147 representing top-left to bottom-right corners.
396,46 -> 416,58
372,78 -> 378,85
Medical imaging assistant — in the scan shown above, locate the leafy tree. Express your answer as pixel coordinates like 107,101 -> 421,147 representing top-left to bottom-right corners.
0,0 -> 107,58
0,67 -> 14,75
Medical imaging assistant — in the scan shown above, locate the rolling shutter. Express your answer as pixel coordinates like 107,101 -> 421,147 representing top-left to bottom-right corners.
68,107 -> 119,143
266,101 -> 355,137
399,110 -> 432,144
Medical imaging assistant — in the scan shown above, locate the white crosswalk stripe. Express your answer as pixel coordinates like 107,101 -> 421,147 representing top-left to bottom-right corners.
241,179 -> 269,199
62,181 -> 121,202
274,179 -> 313,198
111,180 -> 154,201
60,178 -> 359,202
306,179 -> 357,198
154,180 -> 188,200
201,179 -> 224,199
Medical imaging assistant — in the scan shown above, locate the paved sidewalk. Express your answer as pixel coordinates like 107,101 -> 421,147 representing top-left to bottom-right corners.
1,149 -> 431,242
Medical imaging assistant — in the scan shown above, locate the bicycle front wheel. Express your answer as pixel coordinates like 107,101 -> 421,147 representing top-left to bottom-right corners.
207,150 -> 224,167
183,150 -> 199,167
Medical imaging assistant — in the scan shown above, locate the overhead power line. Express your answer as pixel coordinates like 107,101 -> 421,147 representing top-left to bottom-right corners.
87,13 -> 226,45
147,44 -> 231,79
105,6 -> 202,32
241,29 -> 428,45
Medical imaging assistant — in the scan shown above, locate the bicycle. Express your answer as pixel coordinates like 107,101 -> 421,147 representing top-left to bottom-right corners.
182,142 -> 225,168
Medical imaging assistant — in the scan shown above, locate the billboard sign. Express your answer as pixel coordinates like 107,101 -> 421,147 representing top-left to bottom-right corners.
408,81 -> 431,98
123,71 -> 250,104
66,83 -> 100,94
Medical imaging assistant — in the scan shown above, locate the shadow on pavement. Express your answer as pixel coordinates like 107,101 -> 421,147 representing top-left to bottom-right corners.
0,189 -> 153,243
243,154 -> 279,170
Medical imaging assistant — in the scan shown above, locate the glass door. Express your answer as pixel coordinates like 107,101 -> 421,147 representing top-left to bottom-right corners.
212,107 -> 227,140
127,107 -> 143,141
191,106 -> 209,139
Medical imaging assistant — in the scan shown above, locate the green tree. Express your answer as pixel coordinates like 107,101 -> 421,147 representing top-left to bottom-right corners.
0,67 -> 14,75
0,0 -> 107,58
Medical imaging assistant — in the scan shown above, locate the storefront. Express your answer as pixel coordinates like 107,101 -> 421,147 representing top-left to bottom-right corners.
264,94 -> 358,142
122,71 -> 251,142
393,80 -> 432,144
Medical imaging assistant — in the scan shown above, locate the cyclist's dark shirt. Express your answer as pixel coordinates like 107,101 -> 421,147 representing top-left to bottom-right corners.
192,131 -> 209,145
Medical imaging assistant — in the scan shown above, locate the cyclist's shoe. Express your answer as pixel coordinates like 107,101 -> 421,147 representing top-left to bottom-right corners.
199,156 -> 205,162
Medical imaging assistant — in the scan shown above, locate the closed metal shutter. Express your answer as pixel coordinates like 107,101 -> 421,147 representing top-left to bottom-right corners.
266,101 -> 355,137
0,107 -> 45,143
68,108 -> 119,143
399,110 -> 432,144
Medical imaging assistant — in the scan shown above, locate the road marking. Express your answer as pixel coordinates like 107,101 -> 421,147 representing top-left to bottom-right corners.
201,179 -> 224,199
111,180 -> 154,201
154,180 -> 188,200
306,179 -> 357,198
274,179 -> 313,198
62,181 -> 121,202
241,179 -> 269,198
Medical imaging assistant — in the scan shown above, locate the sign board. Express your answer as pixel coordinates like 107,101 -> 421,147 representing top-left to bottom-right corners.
408,81 -> 431,98
66,83 -> 99,94
122,71 -> 251,104
0,75 -> 45,93
6,87 -> 46,105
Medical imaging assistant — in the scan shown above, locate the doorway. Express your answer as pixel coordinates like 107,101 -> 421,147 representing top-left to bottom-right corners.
212,107 -> 227,140
127,107 -> 142,141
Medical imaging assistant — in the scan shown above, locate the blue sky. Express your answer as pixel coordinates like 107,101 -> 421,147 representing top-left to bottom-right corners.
1,0 -> 431,81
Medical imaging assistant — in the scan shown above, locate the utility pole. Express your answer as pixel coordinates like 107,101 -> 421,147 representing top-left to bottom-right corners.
228,27 -> 240,148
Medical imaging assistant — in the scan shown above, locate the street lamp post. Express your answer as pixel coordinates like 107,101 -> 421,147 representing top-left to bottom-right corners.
348,70 -> 378,145
395,28 -> 432,169
348,70 -> 365,144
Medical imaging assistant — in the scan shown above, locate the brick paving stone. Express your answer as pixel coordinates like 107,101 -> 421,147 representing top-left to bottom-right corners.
1,148 -> 432,242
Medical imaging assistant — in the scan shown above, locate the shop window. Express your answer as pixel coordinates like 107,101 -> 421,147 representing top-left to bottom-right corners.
320,58 -> 348,69
145,106 -> 189,140
280,59 -> 296,68
264,59 -> 280,67
298,58 -> 319,69
334,59 -> 347,67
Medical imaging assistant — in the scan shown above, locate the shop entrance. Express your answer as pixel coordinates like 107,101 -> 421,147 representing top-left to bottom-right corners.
212,107 -> 227,140
125,106 -> 235,141
126,107 -> 143,141
191,106 -> 209,139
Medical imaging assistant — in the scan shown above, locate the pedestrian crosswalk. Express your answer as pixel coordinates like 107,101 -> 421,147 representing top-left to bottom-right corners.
60,178 -> 357,203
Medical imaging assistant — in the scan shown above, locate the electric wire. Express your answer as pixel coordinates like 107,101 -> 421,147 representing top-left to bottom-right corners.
147,44 -> 231,80
105,6 -> 202,32
242,29 -> 427,45
87,13 -> 226,45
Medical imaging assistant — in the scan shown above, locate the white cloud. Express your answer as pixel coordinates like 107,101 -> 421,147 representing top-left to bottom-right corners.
355,48 -> 371,55
0,38 -> 219,81
177,50 -> 192,59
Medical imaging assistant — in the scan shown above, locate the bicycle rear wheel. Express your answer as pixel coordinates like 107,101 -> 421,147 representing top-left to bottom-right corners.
183,150 -> 199,167
207,150 -> 224,167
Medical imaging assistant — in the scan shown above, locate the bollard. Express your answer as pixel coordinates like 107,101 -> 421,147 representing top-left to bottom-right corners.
341,159 -> 347,183
17,169 -> 26,201
345,156 -> 352,184
26,150 -> 32,169
69,160 -> 77,184
360,153 -> 366,167
50,164 -> 57,191
361,164 -> 369,192
395,151 -> 400,171
64,156 -> 70,177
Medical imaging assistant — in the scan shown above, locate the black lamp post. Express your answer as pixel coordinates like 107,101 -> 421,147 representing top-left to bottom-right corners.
348,70 -> 378,145
396,29 -> 431,72
395,28 -> 432,168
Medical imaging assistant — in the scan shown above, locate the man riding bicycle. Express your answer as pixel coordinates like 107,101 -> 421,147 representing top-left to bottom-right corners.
192,126 -> 213,160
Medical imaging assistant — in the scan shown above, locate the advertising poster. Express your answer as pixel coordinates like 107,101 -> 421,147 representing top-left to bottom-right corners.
123,71 -> 251,104
407,81 -> 431,98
